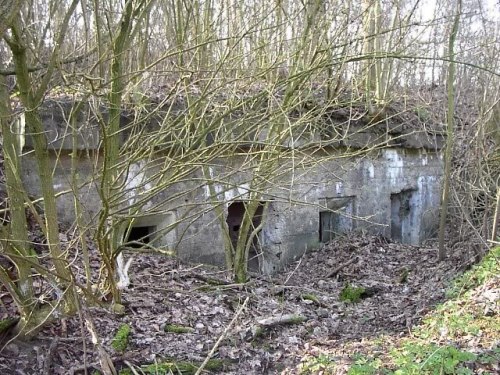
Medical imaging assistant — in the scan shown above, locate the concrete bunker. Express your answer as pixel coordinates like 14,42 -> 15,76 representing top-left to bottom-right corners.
391,189 -> 417,244
319,196 -> 356,243
18,99 -> 446,274
226,200 -> 266,271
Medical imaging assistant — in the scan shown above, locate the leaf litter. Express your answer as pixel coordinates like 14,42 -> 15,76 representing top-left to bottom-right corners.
0,233 -> 484,374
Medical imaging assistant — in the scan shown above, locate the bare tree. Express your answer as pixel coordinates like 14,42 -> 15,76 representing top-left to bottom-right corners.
0,0 -> 499,346
438,0 -> 463,260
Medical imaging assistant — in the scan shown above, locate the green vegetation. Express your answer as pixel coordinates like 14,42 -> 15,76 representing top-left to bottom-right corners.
164,324 -> 194,334
111,324 -> 131,352
288,315 -> 308,324
343,344 -> 480,375
446,246 -> 499,298
340,284 -> 366,303
390,344 -> 476,374
300,247 -> 500,374
298,354 -> 335,374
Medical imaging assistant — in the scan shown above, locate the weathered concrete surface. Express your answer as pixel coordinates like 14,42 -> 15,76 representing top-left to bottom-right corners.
20,100 -> 444,274
22,147 -> 442,274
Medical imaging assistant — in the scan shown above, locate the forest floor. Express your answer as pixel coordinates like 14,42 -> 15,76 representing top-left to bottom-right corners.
1,234 -> 498,374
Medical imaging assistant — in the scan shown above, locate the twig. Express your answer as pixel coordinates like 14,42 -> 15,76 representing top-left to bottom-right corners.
43,337 -> 60,375
194,296 -> 249,375
283,245 -> 308,285
327,256 -> 358,278
123,360 -> 141,375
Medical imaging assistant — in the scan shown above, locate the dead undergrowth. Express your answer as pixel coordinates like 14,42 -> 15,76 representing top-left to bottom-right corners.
0,234 -> 490,374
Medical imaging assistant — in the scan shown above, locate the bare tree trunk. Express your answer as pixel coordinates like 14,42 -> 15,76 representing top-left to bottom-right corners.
233,197 -> 261,283
0,73 -> 34,313
438,0 -> 462,260
3,1 -> 81,334
97,0 -> 151,303
0,0 -> 23,37
6,28 -> 74,291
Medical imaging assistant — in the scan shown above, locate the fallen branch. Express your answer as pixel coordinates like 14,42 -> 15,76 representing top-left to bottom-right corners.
82,307 -> 116,375
327,256 -> 358,278
192,274 -> 230,286
250,313 -> 307,339
257,313 -> 307,327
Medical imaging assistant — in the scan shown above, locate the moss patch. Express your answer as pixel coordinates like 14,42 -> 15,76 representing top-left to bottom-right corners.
340,284 -> 366,303
111,324 -> 131,352
164,324 -> 194,334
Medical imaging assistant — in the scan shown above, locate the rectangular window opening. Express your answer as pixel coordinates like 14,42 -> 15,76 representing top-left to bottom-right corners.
125,225 -> 156,248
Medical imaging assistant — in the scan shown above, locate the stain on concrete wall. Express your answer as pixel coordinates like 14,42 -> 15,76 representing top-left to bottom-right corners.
319,196 -> 355,243
391,189 -> 417,244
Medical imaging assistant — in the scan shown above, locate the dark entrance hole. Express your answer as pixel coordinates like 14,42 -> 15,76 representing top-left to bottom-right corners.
125,226 -> 156,248
391,189 -> 415,243
319,211 -> 334,243
226,201 -> 265,271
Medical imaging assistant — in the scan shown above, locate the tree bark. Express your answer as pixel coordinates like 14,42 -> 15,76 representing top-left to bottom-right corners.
0,74 -> 33,310
0,0 -> 23,38
438,0 -> 462,261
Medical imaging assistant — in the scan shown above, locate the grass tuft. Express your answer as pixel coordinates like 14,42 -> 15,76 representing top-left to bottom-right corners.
340,284 -> 366,303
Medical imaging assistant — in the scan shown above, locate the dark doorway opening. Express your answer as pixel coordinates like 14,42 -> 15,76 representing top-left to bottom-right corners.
125,226 -> 156,248
319,211 -> 334,243
391,190 -> 415,243
226,201 -> 265,271
319,197 -> 355,243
